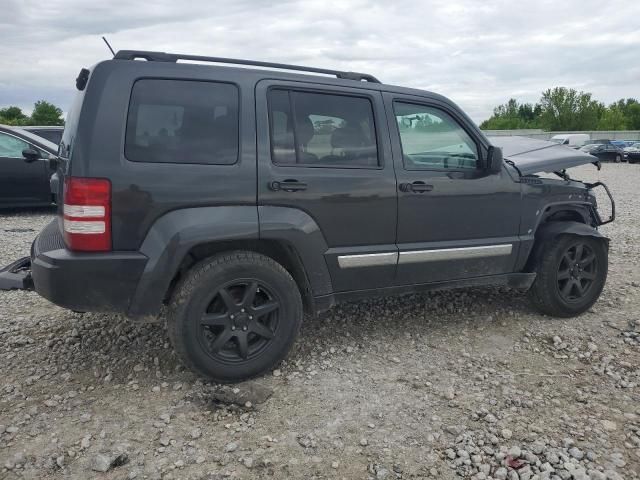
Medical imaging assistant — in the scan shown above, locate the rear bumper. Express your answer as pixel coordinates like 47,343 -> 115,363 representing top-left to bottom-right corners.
31,220 -> 148,314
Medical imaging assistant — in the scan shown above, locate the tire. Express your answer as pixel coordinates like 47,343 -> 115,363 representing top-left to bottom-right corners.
168,251 -> 303,383
528,234 -> 607,318
615,154 -> 621,163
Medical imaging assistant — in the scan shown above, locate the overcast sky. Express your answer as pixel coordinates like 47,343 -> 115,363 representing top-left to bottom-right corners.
1,0 -> 638,123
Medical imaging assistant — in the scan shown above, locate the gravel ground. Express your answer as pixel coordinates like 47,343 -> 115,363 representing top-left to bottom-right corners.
1,163 -> 639,480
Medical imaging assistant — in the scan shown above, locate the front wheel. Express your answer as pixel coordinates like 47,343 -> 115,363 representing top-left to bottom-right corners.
168,251 -> 303,383
615,154 -> 622,163
528,235 -> 608,317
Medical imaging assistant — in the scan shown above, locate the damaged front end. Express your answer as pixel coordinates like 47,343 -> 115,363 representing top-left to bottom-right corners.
490,136 -> 615,226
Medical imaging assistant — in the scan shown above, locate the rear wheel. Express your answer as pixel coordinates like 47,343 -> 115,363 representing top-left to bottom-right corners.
528,235 -> 607,317
168,251 -> 302,382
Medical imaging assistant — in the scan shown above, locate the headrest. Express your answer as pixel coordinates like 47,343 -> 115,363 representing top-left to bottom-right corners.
296,116 -> 314,145
331,125 -> 366,149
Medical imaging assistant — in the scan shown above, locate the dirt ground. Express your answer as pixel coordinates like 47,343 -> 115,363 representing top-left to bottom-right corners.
1,163 -> 638,480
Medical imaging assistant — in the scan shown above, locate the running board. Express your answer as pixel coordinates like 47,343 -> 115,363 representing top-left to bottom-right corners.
0,257 -> 33,291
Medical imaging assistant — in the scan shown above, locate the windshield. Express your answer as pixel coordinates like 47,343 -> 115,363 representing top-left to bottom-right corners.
580,144 -> 600,151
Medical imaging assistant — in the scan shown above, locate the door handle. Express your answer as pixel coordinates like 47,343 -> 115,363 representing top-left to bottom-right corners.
269,180 -> 307,192
399,181 -> 433,193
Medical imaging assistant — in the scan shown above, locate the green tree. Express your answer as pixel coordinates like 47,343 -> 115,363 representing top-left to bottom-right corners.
597,106 -> 627,130
538,87 -> 602,131
479,98 -> 542,129
626,103 -> 640,130
30,100 -> 64,126
0,106 -> 28,125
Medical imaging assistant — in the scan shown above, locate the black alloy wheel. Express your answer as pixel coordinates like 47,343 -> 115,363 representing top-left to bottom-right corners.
168,251 -> 303,382
528,234 -> 608,317
199,280 -> 279,362
556,242 -> 598,303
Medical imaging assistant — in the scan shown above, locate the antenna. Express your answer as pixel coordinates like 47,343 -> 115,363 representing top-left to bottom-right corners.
102,36 -> 115,57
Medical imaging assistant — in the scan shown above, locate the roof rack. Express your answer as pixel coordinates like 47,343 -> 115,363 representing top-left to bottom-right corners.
113,50 -> 381,83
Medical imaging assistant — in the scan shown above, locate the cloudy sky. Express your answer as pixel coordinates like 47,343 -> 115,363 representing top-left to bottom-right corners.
1,0 -> 638,123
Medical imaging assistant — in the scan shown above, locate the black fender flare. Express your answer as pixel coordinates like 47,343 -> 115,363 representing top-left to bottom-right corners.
127,206 -> 259,319
258,206 -> 333,297
524,220 -> 609,271
535,220 -> 608,243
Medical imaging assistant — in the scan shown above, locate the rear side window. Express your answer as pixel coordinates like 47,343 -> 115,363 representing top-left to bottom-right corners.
268,89 -> 379,168
125,79 -> 239,165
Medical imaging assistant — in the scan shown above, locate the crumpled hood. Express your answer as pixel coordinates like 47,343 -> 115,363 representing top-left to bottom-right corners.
489,136 -> 598,175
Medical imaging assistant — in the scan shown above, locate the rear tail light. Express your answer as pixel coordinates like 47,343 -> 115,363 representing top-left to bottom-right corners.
63,177 -> 111,251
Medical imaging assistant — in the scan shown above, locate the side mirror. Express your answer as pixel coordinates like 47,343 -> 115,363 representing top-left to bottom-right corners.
486,145 -> 503,174
22,148 -> 41,163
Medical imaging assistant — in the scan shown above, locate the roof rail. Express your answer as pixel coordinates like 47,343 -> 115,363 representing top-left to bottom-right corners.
113,50 -> 381,83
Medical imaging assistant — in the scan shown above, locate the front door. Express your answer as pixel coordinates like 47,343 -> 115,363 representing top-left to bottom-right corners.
256,81 -> 397,292
385,94 -> 522,286
0,132 -> 50,206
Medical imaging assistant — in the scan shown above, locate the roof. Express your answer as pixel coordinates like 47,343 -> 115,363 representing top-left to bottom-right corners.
0,124 -> 59,154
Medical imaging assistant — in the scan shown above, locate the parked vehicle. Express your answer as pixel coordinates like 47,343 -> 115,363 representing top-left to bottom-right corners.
0,51 -> 615,382
550,133 -> 589,148
23,126 -> 64,145
579,143 -> 625,163
610,140 -> 627,149
0,125 -> 58,207
624,142 -> 640,164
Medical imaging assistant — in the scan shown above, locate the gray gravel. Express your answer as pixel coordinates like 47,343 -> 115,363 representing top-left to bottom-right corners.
1,163 -> 639,479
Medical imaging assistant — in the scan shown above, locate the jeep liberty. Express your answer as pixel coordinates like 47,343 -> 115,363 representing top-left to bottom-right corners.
0,50 -> 615,382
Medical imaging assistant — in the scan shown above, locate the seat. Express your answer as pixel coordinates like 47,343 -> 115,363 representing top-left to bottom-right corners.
295,116 -> 318,163
326,124 -> 377,166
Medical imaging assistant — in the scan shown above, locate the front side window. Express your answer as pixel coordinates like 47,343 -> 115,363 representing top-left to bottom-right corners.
0,133 -> 29,158
394,102 -> 479,170
125,79 -> 239,165
268,89 -> 379,168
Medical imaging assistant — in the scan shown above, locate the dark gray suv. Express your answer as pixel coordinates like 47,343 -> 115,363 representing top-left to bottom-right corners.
1,50 -> 614,382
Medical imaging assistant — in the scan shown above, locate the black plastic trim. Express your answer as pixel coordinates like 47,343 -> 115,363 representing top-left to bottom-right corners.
314,272 -> 536,314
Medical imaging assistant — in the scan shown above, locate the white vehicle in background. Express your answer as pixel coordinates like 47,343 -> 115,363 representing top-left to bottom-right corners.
550,134 -> 590,148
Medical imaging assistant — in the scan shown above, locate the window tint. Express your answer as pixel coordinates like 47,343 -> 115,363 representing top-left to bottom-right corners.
125,79 -> 239,164
268,89 -> 379,167
394,102 -> 478,170
0,133 -> 29,158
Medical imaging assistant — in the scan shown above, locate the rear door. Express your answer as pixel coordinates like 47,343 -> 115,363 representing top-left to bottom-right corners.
385,93 -> 522,286
256,81 -> 397,292
0,131 -> 50,206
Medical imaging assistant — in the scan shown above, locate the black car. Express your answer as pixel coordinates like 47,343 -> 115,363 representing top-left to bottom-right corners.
623,142 -> 640,164
23,126 -> 64,145
0,125 -> 58,207
579,142 -> 625,163
0,50 -> 615,382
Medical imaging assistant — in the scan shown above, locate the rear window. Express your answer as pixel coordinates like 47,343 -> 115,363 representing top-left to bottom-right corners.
125,79 -> 239,165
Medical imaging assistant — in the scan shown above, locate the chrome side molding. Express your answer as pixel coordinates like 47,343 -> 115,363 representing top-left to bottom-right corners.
337,244 -> 513,268
399,244 -> 512,264
337,252 -> 398,268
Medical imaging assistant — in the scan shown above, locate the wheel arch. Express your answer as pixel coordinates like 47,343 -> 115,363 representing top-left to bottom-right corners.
524,220 -> 609,273
127,205 -> 333,321
166,238 -> 316,315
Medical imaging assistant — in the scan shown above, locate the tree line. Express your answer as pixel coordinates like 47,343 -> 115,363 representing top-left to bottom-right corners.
0,101 -> 64,126
480,87 -> 640,131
